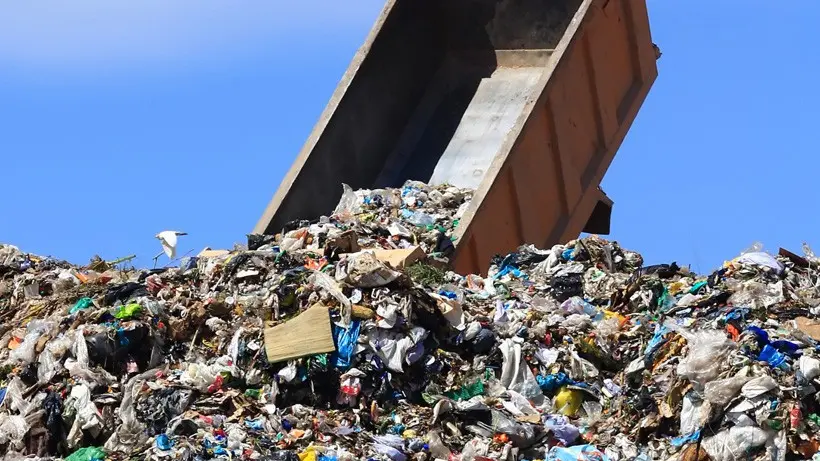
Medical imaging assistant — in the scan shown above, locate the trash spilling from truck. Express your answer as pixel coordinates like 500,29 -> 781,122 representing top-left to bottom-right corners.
1,181 -> 819,461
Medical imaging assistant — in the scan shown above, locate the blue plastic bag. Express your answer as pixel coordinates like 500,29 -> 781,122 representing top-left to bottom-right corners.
332,321 -> 361,369
759,344 -> 787,368
644,324 -> 670,361
546,444 -> 609,461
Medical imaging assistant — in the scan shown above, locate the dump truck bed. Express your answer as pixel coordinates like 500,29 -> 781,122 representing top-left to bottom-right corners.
255,0 -> 658,274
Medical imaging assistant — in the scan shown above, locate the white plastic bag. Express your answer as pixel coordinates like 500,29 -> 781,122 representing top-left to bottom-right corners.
461,437 -> 490,461
4,378 -> 31,416
0,415 -> 29,449
332,184 -> 362,221
535,347 -> 560,367
735,251 -> 784,274
104,367 -> 161,452
728,280 -> 784,309
367,327 -> 428,373
9,320 -> 54,364
310,271 -> 352,326
37,349 -> 58,383
701,426 -> 768,461
741,375 -> 778,398
279,229 -> 307,252
704,375 -> 752,407
9,330 -> 42,364
73,327 -> 90,367
499,339 -> 539,392
680,393 -> 711,435
799,355 -> 820,380
670,323 -> 734,389
181,358 -> 233,391
66,384 -> 104,448
569,349 -> 599,380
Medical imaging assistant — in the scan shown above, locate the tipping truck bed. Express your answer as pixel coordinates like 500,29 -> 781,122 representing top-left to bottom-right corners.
254,0 -> 658,274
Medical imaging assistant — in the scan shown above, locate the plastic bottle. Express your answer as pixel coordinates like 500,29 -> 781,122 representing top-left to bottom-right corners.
427,431 -> 451,460
402,209 -> 436,227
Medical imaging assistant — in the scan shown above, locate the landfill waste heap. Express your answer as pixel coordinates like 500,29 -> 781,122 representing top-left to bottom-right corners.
2,181 -> 820,461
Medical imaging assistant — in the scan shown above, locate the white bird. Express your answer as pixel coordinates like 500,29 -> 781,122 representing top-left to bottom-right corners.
155,230 -> 187,259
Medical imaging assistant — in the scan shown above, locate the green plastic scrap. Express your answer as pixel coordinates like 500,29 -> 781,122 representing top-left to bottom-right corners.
114,303 -> 143,319
444,379 -> 484,401
767,419 -> 783,431
65,446 -> 106,461
70,297 -> 94,314
657,287 -> 676,311
689,280 -> 708,294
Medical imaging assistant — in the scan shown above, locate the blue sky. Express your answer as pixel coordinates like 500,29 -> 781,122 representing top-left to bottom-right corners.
0,1 -> 817,273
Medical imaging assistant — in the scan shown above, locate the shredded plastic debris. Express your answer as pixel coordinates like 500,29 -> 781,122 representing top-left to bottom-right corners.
1,181 -> 819,460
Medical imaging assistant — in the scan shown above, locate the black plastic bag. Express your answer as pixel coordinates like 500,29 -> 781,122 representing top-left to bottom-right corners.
103,282 -> 148,306
248,234 -> 277,251
550,273 -> 583,301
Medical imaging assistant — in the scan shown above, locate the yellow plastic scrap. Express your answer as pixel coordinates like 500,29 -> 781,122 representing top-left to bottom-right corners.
667,281 -> 685,295
553,386 -> 582,416
602,310 -> 627,326
298,447 -> 317,461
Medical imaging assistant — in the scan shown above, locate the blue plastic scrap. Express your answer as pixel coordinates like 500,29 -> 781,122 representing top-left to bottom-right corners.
748,326 -> 801,368
492,254 -> 527,280
670,430 -> 701,447
156,434 -> 174,450
537,372 -> 573,393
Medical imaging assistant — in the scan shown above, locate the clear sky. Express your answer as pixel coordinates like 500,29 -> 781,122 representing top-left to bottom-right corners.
0,1 -> 817,274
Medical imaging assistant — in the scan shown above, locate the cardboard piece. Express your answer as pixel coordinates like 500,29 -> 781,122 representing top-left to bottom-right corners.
366,246 -> 425,269
264,303 -> 335,363
198,247 -> 230,258
795,317 -> 820,341
352,304 -> 376,320
325,230 -> 360,255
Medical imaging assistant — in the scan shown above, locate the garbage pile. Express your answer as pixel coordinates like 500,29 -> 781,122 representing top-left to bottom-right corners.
2,180 -> 820,461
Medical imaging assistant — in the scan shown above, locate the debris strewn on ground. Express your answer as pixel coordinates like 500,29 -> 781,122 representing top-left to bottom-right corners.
0,181 -> 817,461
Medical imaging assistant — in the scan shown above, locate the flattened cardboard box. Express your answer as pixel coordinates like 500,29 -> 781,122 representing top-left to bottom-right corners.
342,246 -> 425,269
264,303 -> 335,363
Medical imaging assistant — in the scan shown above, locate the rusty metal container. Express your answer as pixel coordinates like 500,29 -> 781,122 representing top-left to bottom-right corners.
255,0 -> 658,274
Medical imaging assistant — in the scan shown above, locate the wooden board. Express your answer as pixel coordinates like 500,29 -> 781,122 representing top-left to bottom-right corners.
264,303 -> 335,363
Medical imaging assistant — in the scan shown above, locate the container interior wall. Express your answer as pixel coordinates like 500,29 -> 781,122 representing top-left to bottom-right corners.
376,0 -> 583,189
267,0 -> 581,233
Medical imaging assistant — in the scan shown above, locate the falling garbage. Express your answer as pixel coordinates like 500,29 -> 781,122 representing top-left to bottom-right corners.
1,181 -> 820,460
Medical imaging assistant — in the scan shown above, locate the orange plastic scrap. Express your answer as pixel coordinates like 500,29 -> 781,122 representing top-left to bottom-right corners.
305,257 -> 328,271
726,323 -> 740,341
